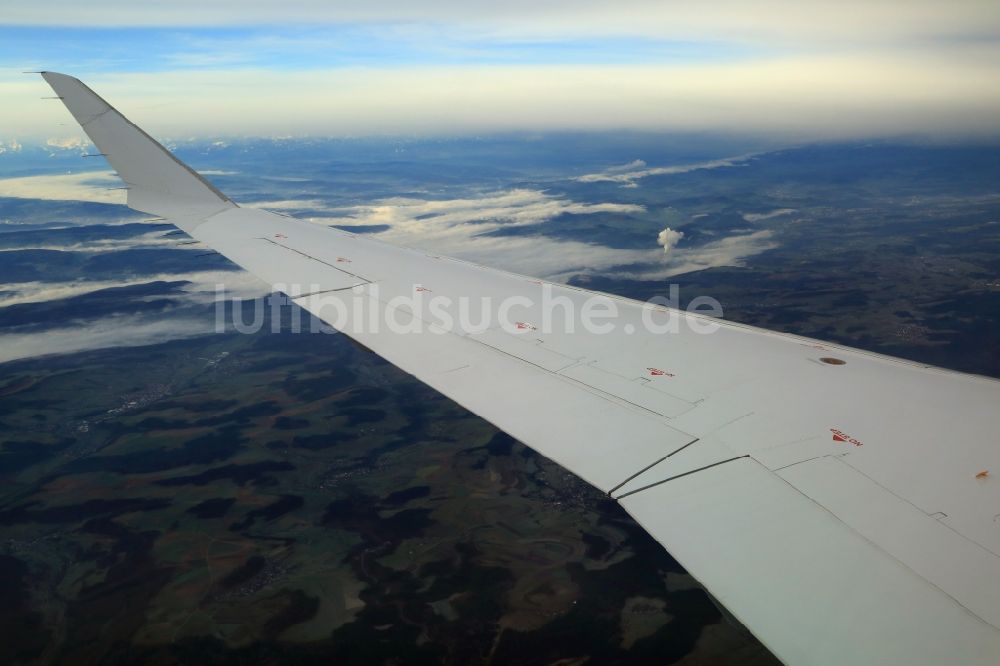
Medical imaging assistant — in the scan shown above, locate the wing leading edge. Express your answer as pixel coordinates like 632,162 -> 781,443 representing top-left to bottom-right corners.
42,73 -> 1000,665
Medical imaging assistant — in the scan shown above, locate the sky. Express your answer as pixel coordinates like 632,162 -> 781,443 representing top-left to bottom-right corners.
2,1 -> 1000,140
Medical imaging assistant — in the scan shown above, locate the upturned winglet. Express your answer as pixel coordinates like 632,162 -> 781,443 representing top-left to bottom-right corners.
40,72 -> 236,218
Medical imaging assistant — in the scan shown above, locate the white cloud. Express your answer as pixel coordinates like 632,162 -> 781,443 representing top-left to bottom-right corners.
0,268 -> 270,362
576,157 -> 748,186
605,160 -> 647,173
45,136 -> 90,151
657,227 -> 684,253
0,314 -> 219,364
4,233 -> 204,254
0,139 -> 23,154
352,189 -> 644,230
0,171 -> 124,205
0,270 -> 269,308
742,208 -> 797,222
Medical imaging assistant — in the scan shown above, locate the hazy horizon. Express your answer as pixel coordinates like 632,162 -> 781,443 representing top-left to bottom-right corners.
3,1 -> 1000,142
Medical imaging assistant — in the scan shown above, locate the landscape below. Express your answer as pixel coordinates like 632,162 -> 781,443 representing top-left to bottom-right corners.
1,135 -> 998,665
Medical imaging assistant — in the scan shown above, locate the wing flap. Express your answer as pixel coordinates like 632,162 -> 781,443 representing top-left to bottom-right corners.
621,457 -> 1000,666
779,456 -> 1000,629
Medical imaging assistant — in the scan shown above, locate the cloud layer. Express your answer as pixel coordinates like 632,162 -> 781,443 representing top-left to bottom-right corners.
0,167 -> 776,287
0,150 -> 782,363
0,270 -> 267,308
301,188 -> 774,281
0,315 -> 218,363
576,157 -> 747,187
0,171 -> 124,205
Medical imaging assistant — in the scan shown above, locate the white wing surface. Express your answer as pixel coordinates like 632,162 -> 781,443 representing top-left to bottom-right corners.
42,72 -> 1000,665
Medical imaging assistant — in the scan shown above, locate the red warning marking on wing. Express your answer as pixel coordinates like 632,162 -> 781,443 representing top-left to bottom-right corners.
527,279 -> 543,285
514,322 -> 537,331
415,286 -> 432,293
274,233 -> 287,239
336,257 -> 351,263
830,428 -> 863,447
647,367 -> 675,378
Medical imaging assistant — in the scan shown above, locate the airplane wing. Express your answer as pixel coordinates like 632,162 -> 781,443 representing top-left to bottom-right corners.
41,72 -> 1000,665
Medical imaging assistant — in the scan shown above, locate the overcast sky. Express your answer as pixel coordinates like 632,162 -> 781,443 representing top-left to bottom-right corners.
2,1 -> 999,140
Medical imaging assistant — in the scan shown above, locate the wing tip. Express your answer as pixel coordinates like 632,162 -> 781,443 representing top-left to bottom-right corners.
40,71 -> 77,83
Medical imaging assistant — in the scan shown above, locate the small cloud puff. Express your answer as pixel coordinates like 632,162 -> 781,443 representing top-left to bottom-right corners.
45,136 -> 90,150
657,227 -> 684,253
0,139 -> 23,154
